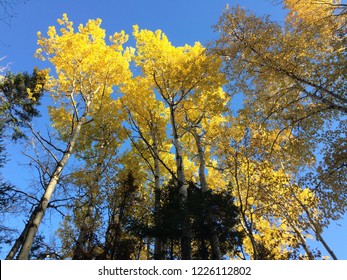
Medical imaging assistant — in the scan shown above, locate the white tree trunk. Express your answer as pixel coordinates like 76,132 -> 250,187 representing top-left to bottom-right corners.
15,97 -> 91,260
169,105 -> 192,260
193,130 -> 221,260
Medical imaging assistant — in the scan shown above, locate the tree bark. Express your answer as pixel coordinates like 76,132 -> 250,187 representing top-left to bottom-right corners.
5,215 -> 31,259
280,161 -> 338,260
15,98 -> 91,260
193,130 -> 222,260
169,105 -> 192,260
292,190 -> 338,260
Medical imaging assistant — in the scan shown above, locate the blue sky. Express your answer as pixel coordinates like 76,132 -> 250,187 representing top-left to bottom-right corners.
1,0 -> 346,259
0,0 -> 287,73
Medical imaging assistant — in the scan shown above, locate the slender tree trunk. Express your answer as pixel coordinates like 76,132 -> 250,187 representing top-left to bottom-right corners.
5,214 -> 32,259
233,153 -> 258,260
292,191 -> 338,260
316,232 -> 337,260
293,224 -> 315,259
152,134 -> 163,260
281,162 -> 338,260
73,142 -> 105,260
240,217 -> 258,260
169,105 -> 192,260
15,101 -> 90,260
17,156 -> 74,258
109,173 -> 134,260
72,200 -> 95,260
192,130 -> 222,260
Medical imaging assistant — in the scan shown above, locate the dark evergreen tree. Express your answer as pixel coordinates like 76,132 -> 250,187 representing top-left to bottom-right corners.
130,180 -> 243,259
0,67 -> 47,258
0,67 -> 47,140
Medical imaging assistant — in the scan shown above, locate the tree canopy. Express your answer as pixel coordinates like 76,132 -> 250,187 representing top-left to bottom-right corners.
1,1 -> 346,260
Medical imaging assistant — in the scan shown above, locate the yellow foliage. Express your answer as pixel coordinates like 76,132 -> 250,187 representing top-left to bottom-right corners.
285,0 -> 340,24
36,14 -> 131,99
36,14 -> 131,142
40,12 -> 330,260
132,25 -> 226,101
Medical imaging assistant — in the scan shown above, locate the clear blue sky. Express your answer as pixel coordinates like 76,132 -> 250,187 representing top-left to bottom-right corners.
1,0 -> 346,260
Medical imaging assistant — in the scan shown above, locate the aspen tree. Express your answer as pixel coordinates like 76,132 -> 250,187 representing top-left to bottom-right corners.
121,76 -> 171,259
132,26 -> 225,259
7,14 -> 131,259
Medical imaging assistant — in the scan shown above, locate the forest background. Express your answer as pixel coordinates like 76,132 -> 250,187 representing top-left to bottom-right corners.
0,0 -> 346,260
